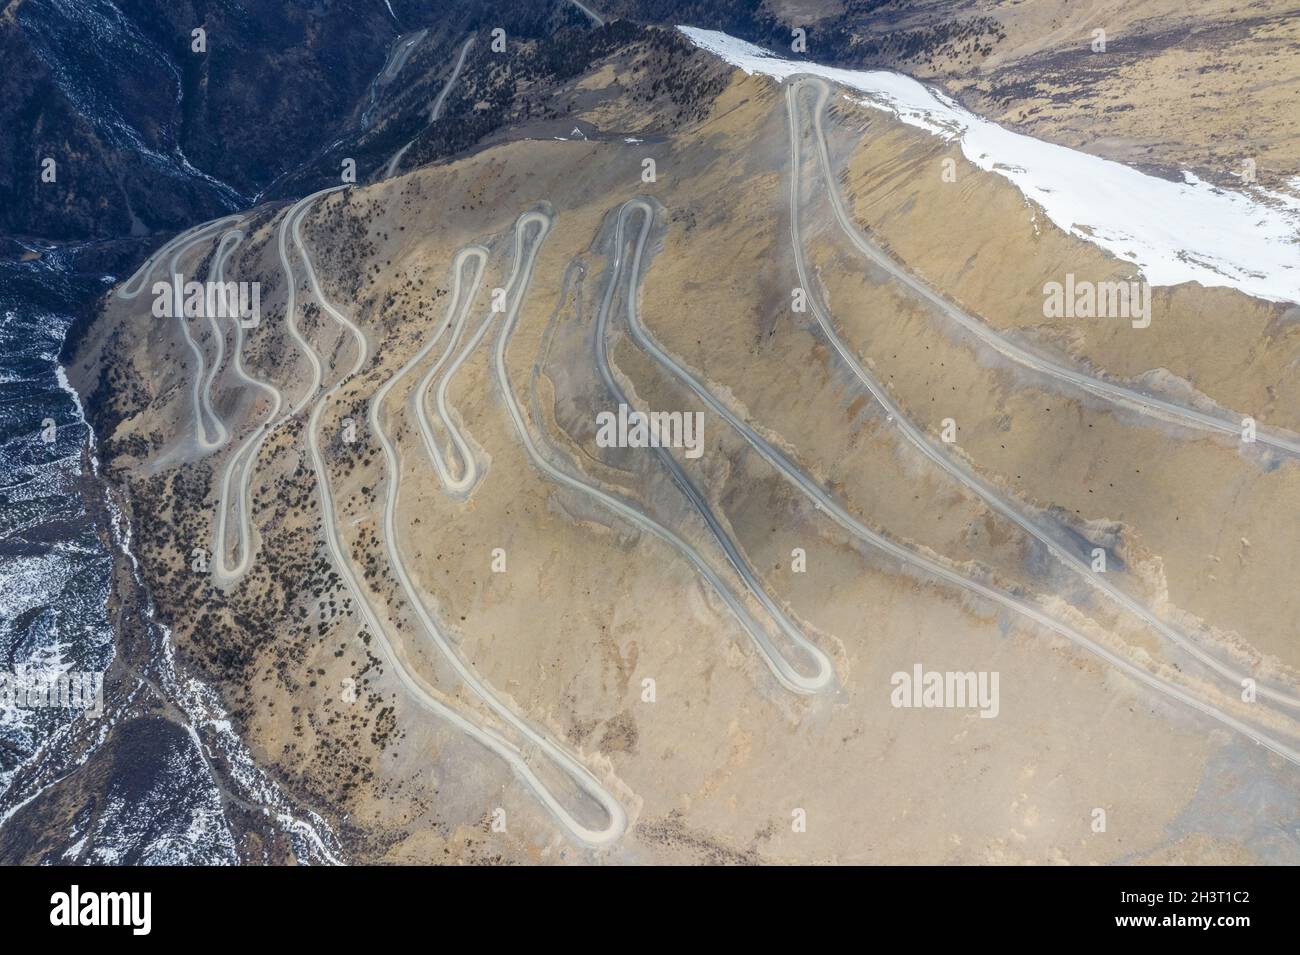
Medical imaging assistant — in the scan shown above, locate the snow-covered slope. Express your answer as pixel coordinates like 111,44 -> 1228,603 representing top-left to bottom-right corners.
680,26 -> 1300,305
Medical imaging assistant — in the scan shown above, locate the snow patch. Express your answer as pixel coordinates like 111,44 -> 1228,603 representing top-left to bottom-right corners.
679,26 -> 1300,305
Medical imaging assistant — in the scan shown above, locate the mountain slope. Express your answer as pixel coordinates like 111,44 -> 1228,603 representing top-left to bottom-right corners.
61,19 -> 1300,863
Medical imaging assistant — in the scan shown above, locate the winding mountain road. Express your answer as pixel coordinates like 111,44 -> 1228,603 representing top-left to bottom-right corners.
492,212 -> 830,696
116,215 -> 244,300
789,76 -> 1300,713
383,35 -> 476,181
211,188 -> 343,584
593,199 -> 833,692
603,199 -> 1300,766
110,56 -> 1300,848
207,226 -> 282,584
368,232 -> 627,845
412,251 -> 494,497
798,76 -> 1300,459
293,205 -> 626,845
117,216 -> 247,453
